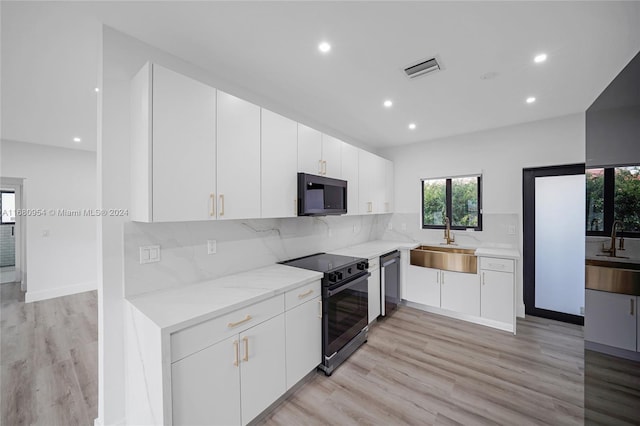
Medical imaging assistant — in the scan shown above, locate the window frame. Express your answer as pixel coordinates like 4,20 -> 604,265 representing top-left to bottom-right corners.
587,166 -> 640,238
0,190 -> 16,225
421,175 -> 483,231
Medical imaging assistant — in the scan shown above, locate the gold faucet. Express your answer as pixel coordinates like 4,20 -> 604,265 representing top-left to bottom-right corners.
603,220 -> 624,257
444,216 -> 455,245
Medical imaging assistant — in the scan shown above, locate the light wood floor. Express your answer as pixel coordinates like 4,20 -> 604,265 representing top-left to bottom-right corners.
260,306 -> 586,426
0,282 -> 98,426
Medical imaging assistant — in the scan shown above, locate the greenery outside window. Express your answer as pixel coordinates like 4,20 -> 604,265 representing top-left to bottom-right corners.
1,191 -> 16,225
422,175 -> 482,230
586,165 -> 640,236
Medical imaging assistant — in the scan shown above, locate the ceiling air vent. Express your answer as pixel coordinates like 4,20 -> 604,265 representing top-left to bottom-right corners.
404,57 -> 440,79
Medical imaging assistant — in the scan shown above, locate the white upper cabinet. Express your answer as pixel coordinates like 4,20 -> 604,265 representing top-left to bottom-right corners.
384,159 -> 394,213
341,143 -> 359,215
321,134 -> 343,178
261,109 -> 298,218
217,91 -> 261,220
359,150 -> 387,214
297,124 -> 343,178
131,62 -> 217,222
297,124 -> 323,175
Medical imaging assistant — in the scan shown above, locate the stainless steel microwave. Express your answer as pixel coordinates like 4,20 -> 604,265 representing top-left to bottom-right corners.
297,173 -> 347,216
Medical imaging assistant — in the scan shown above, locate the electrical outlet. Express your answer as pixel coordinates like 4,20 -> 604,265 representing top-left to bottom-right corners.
580,306 -> 585,315
507,225 -> 516,235
140,245 -> 160,264
207,240 -> 217,255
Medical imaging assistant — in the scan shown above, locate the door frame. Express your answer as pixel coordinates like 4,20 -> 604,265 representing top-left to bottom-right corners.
1,177 -> 26,290
522,164 -> 585,325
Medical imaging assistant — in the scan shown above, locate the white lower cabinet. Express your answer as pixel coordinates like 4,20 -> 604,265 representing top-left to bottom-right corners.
405,265 -> 440,307
171,314 -> 285,426
367,258 -> 381,323
441,271 -> 480,316
285,295 -> 322,389
585,289 -> 637,352
480,270 -> 514,324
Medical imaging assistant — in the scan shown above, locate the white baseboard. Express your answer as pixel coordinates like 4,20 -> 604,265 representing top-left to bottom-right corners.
94,417 -> 125,426
25,280 -> 97,303
517,303 -> 525,318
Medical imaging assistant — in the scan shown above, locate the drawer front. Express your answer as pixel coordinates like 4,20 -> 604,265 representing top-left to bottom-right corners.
285,280 -> 321,311
480,257 -> 514,273
171,295 -> 284,362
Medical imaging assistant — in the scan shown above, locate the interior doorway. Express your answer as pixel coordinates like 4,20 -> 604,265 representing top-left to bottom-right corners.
0,178 -> 25,289
523,164 -> 585,325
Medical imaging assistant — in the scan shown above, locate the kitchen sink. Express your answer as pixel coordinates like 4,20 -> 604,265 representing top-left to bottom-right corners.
586,259 -> 640,295
410,245 -> 477,274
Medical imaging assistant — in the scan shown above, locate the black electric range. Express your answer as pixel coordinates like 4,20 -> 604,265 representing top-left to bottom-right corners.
281,253 -> 370,376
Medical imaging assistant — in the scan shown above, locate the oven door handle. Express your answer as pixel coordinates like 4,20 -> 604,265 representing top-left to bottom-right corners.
327,272 -> 370,296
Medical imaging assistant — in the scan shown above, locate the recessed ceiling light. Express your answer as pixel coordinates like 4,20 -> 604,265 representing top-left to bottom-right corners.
408,123 -> 416,130
318,42 -> 331,53
534,53 -> 547,63
383,100 -> 393,108
73,137 -> 81,143
94,87 -> 100,92
526,97 -> 536,104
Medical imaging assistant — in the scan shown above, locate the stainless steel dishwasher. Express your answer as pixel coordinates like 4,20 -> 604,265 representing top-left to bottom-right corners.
380,250 -> 401,317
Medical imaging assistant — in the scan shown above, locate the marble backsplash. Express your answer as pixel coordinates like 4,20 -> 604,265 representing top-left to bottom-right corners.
586,235 -> 640,259
124,214 -> 390,297
381,212 -> 519,248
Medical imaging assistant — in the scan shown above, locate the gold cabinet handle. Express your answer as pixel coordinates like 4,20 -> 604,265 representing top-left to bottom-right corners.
367,202 -> 372,213
227,315 -> 252,328
219,194 -> 225,216
242,336 -> 249,362
209,193 -> 215,217
298,289 -> 314,299
233,340 -> 239,367
318,300 -> 322,318
318,159 -> 323,175
322,160 -> 327,175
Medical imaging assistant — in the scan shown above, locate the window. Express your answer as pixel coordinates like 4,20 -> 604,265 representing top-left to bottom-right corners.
422,175 -> 482,230
586,165 -> 640,236
1,191 -> 16,224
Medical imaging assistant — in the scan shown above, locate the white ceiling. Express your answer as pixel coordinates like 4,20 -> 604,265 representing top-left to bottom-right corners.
2,1 -> 640,152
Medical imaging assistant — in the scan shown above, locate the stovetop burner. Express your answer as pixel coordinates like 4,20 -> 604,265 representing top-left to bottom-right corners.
280,253 -> 365,273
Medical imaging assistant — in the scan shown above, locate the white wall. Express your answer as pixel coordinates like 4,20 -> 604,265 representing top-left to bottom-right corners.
0,139 -> 97,301
380,113 -> 586,316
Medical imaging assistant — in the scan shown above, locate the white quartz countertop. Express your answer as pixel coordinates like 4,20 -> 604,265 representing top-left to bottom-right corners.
127,264 -> 322,331
329,240 -> 420,260
475,246 -> 521,260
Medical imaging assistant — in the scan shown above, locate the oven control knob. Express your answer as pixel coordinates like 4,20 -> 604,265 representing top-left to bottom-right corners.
328,272 -> 337,282
357,262 -> 367,270
336,271 -> 343,280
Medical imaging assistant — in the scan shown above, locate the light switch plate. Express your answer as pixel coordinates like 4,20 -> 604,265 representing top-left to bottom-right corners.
207,240 -> 217,255
140,245 -> 161,264
507,225 -> 516,235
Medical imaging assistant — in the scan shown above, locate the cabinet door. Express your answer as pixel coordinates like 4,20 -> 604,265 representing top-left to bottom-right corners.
298,124 -> 322,175
341,143 -> 359,215
171,335 -> 240,426
239,314 -> 286,425
384,159 -> 394,213
441,271 -> 480,316
321,134 -> 343,178
405,265 -> 440,307
285,297 -> 322,389
217,91 -> 261,220
638,296 -> 640,352
368,267 -> 381,322
585,289 -> 636,351
152,64 -> 216,222
358,149 -> 376,214
480,270 -> 514,324
261,109 -> 298,218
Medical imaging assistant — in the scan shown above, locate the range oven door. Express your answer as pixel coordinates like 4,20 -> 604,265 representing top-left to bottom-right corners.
323,271 -> 370,358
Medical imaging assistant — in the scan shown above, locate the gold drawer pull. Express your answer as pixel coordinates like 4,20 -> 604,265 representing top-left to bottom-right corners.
219,194 -> 225,216
209,193 -> 215,217
227,315 -> 252,328
298,289 -> 314,299
233,340 -> 239,367
242,336 -> 249,362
